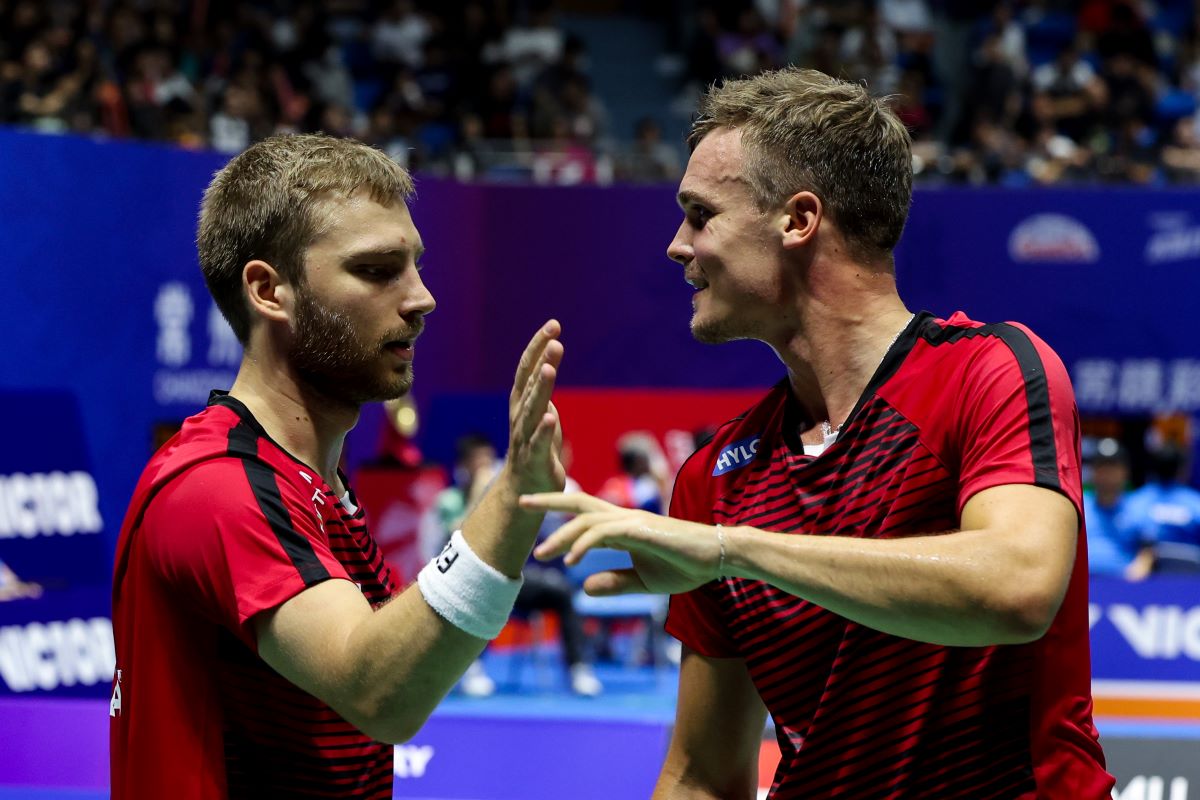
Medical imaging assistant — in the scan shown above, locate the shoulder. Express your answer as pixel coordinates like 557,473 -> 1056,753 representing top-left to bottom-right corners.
911,312 -> 1071,389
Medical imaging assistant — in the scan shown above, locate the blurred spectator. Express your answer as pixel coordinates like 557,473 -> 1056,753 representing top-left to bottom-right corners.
973,30 -> 1025,131
1123,445 -> 1200,580
839,1 -> 899,94
532,115 -> 600,185
598,432 -> 669,514
1031,45 -> 1108,143
497,4 -> 564,87
5,0 -> 1200,186
892,69 -> 935,139
718,7 -> 783,77
1162,113 -> 1200,182
371,0 -> 431,69
1083,439 -> 1140,577
619,117 -> 680,183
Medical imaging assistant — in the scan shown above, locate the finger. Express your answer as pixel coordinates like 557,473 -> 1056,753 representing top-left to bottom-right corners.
511,320 -> 560,405
524,408 -> 558,468
584,568 -> 649,596
533,511 -> 624,559
562,522 -> 641,566
516,362 -> 558,444
520,491 -> 612,515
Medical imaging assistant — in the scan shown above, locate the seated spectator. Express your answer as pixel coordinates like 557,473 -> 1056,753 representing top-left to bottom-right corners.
618,117 -> 680,183
1083,439 -> 1140,577
1162,113 -> 1200,182
717,7 -> 783,78
1123,444 -> 1200,579
1031,45 -> 1107,143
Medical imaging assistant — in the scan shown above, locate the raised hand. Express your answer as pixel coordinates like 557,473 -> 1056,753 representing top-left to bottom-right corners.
505,320 -> 566,496
519,491 -> 724,596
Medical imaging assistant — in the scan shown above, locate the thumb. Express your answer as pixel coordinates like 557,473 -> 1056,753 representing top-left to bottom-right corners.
583,568 -> 649,596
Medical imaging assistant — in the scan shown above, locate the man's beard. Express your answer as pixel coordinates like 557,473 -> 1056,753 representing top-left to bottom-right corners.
289,287 -> 417,405
690,311 -> 750,345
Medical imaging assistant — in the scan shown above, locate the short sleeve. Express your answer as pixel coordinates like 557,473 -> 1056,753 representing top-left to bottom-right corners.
663,451 -> 740,658
955,324 -> 1083,519
141,459 -> 351,649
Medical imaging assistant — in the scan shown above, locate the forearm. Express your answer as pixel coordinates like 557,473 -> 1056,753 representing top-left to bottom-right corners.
652,761 -> 756,800
339,584 -> 488,742
723,525 -> 1063,646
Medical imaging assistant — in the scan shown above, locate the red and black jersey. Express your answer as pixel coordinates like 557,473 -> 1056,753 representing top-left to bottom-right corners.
667,312 -> 1113,800
111,393 -> 399,799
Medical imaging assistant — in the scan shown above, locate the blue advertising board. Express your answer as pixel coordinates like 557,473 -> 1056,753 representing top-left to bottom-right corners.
1090,576 -> 1200,684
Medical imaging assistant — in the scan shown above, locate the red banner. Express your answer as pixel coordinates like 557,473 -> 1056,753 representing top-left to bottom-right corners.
554,388 -> 765,495
354,465 -> 447,586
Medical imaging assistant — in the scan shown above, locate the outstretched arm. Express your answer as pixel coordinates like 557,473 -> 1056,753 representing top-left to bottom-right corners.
256,321 -> 566,743
523,482 -> 1078,647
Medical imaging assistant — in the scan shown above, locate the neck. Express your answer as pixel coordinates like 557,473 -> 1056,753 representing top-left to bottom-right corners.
770,258 -> 911,434
227,352 -> 358,490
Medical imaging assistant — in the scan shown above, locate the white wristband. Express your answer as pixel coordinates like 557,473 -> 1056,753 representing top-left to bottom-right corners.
416,530 -> 523,640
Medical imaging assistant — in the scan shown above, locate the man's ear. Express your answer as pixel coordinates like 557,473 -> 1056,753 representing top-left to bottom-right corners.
780,191 -> 822,251
243,260 -> 293,325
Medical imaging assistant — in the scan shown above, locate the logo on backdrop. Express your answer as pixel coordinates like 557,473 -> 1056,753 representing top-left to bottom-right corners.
152,282 -> 241,407
1008,214 -> 1100,263
393,744 -> 435,778
1112,776 -> 1190,800
0,471 -> 102,539
1089,600 -> 1200,660
0,617 -> 114,693
1073,359 -> 1200,413
1146,212 -> 1200,265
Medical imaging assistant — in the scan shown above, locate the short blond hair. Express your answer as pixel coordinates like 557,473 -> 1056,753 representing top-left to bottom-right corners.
197,134 -> 415,343
690,68 -> 912,260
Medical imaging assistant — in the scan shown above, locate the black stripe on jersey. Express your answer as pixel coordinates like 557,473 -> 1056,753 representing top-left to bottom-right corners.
227,418 -> 330,587
918,321 -> 1061,491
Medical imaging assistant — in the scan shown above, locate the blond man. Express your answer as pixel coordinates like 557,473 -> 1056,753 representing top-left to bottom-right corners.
524,68 -> 1114,799
111,135 -> 565,797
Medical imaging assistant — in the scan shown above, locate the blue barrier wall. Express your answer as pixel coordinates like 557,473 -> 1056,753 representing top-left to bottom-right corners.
1,131 -> 1199,698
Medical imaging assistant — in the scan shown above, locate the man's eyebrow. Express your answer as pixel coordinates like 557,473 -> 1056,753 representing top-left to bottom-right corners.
344,245 -> 425,262
676,190 -> 714,211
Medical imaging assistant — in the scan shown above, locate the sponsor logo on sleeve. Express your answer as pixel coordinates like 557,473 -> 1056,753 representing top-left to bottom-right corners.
713,436 -> 761,476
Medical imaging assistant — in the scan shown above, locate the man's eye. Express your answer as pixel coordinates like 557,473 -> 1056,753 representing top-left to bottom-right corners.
359,265 -> 396,280
691,208 -> 712,227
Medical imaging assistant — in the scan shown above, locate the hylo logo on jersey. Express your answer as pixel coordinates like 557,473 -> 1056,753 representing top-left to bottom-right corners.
713,436 -> 761,476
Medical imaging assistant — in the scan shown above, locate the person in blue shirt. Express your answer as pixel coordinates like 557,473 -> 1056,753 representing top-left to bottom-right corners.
1121,444 -> 1200,580
1082,438 -> 1141,578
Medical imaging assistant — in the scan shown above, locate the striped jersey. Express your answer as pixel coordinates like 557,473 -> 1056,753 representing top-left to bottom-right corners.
666,311 -> 1113,799
111,393 -> 398,799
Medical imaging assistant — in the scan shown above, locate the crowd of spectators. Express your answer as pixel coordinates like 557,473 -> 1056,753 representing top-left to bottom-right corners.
683,0 -> 1200,185
0,0 -> 654,182
2,0 -> 1199,185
